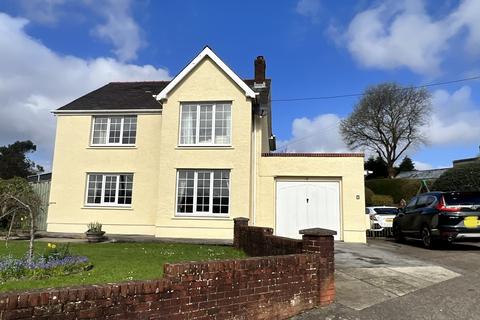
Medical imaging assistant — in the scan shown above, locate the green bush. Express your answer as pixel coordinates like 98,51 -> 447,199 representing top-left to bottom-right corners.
370,194 -> 395,206
365,187 -> 375,206
366,178 -> 429,203
432,162 -> 480,192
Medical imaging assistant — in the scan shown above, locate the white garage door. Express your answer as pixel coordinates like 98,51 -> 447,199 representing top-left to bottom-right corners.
276,180 -> 341,240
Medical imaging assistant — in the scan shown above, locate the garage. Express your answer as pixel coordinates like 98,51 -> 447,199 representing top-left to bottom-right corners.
276,180 -> 341,240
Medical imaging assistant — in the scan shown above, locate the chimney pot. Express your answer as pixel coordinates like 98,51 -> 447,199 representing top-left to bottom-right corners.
254,56 -> 266,84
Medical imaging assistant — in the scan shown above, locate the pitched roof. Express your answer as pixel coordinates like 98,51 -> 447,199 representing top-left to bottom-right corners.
56,81 -> 169,112
156,46 -> 256,100
55,79 -> 270,112
395,168 -> 449,180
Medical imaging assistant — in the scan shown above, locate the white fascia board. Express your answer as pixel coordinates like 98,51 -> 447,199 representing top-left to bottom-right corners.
156,47 -> 257,101
52,109 -> 162,115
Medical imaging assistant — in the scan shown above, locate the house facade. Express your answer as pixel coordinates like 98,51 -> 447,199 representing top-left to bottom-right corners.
47,47 -> 367,243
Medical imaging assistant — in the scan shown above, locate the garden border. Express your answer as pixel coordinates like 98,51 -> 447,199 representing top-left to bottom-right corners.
0,218 -> 336,320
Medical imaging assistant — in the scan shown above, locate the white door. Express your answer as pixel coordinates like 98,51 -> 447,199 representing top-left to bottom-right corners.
276,180 -> 341,240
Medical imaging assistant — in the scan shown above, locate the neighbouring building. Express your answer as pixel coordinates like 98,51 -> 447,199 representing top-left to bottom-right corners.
395,168 -> 449,181
47,47 -> 366,243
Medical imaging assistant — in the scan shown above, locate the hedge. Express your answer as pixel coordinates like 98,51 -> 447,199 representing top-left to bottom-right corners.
366,178 -> 431,204
432,162 -> 480,192
365,187 -> 375,206
371,194 -> 394,206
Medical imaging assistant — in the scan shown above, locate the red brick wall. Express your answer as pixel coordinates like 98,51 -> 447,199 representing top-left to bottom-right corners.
0,219 -> 335,320
234,223 -> 303,257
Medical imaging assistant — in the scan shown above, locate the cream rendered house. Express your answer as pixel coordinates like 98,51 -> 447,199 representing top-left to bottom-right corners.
47,47 -> 367,243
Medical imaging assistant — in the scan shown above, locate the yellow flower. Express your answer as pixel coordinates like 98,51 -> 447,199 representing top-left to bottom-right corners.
51,244 -> 57,249
47,243 -> 52,248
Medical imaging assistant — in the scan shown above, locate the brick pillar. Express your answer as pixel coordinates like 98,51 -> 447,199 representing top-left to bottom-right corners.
233,217 -> 249,249
300,228 -> 336,306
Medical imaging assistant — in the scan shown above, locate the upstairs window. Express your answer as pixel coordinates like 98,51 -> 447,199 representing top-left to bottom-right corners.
179,103 -> 231,146
86,173 -> 133,206
91,116 -> 137,146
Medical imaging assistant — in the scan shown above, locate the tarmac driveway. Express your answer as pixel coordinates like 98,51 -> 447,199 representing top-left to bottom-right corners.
293,238 -> 480,320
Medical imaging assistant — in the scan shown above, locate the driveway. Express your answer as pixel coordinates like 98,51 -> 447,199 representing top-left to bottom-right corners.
293,238 -> 480,320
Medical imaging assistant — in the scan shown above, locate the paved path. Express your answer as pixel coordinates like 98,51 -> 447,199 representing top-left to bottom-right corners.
293,239 -> 480,320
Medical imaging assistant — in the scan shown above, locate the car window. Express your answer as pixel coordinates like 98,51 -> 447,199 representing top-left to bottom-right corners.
444,193 -> 480,206
406,197 -> 417,210
416,196 -> 430,208
426,196 -> 437,207
373,208 -> 399,215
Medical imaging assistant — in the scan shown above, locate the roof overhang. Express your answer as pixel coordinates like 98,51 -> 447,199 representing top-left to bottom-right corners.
52,109 -> 162,115
156,46 -> 257,101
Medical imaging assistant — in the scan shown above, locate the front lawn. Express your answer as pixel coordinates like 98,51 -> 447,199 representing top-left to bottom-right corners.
0,241 -> 245,293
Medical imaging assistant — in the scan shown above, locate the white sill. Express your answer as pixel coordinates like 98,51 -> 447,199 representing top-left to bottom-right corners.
176,146 -> 234,150
88,145 -> 136,148
173,214 -> 230,220
82,206 -> 133,211
87,146 -> 137,150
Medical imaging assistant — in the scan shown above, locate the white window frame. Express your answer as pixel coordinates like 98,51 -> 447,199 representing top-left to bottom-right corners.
175,169 -> 230,217
84,173 -> 134,207
178,103 -> 232,147
90,116 -> 137,146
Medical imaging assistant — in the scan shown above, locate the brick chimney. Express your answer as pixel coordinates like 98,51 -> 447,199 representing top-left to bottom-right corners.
254,56 -> 266,85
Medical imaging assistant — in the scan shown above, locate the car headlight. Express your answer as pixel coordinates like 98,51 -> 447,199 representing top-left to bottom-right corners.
370,214 -> 377,221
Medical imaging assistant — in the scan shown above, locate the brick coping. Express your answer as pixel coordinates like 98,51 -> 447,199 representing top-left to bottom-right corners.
262,152 -> 364,157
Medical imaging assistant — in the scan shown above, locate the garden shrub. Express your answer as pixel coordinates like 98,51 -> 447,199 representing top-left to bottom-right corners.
365,187 -> 375,206
366,178 -> 426,203
432,162 -> 480,192
370,194 -> 395,206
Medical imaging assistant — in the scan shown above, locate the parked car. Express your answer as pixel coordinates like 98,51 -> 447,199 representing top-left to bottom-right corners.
393,192 -> 480,248
366,206 -> 399,231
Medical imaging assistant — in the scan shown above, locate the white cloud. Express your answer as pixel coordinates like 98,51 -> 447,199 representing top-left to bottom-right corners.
17,0 -> 144,62
341,0 -> 480,75
423,86 -> 480,145
412,160 -> 433,170
0,13 -> 170,170
18,0 -> 65,24
277,114 -> 349,153
89,0 -> 144,62
296,0 -> 321,21
279,86 -> 480,159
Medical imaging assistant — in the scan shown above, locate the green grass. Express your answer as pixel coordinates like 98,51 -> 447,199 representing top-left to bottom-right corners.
0,241 -> 246,293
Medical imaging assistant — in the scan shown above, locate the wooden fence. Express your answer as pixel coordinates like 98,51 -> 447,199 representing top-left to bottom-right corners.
30,181 -> 50,231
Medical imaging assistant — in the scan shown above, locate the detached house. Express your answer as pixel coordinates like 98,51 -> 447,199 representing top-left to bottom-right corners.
47,47 -> 367,243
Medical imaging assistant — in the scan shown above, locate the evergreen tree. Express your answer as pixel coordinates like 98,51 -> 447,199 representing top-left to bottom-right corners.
398,156 -> 415,172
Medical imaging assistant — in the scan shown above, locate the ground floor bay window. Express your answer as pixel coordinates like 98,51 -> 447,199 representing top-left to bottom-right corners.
86,173 -> 133,206
176,169 -> 230,217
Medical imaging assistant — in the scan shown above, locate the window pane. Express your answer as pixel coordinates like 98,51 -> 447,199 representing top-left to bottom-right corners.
180,105 -> 197,144
104,175 -> 117,203
108,117 -> 122,143
196,171 -> 211,212
212,170 -> 229,214
199,105 -> 213,143
92,117 -> 108,144
87,174 -> 103,204
177,170 -> 195,213
214,104 -> 231,144
118,174 -> 133,205
122,116 -> 137,144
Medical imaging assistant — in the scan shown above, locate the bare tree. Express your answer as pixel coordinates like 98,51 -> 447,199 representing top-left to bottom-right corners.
0,178 -> 41,262
340,83 -> 431,178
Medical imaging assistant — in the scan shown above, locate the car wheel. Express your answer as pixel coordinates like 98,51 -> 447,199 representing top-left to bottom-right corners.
393,224 -> 404,243
421,226 -> 436,249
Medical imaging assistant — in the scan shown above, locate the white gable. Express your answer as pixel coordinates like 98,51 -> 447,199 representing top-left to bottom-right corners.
156,47 -> 257,101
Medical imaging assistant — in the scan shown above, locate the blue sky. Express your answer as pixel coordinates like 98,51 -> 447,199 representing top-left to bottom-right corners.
0,0 -> 479,171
